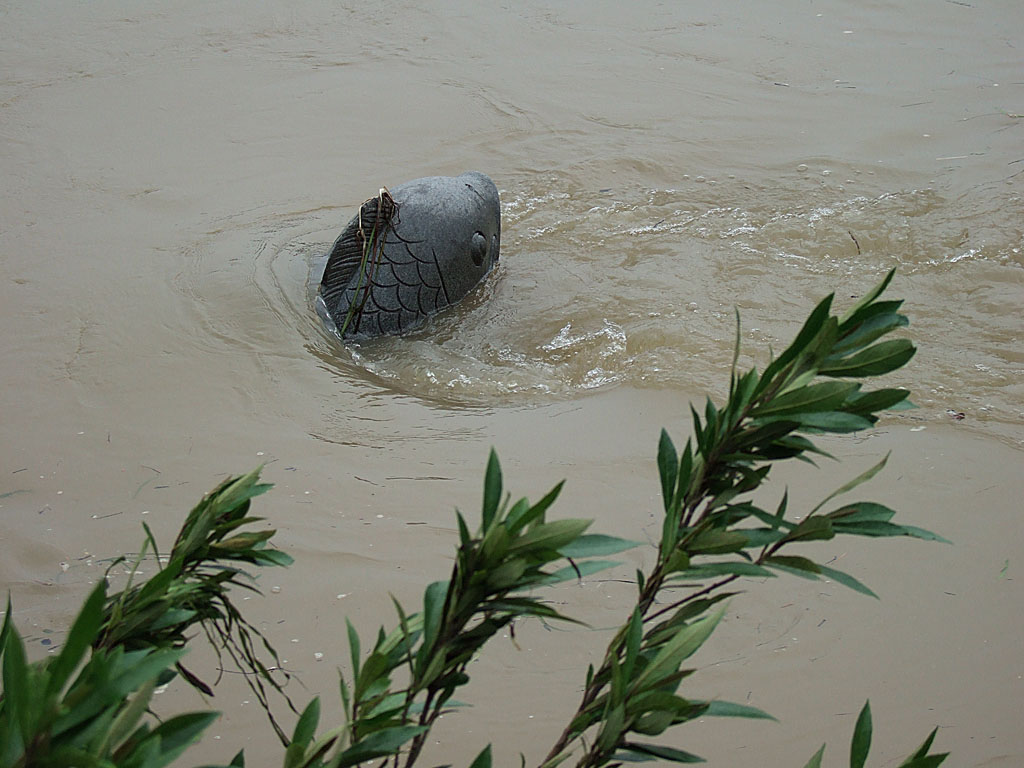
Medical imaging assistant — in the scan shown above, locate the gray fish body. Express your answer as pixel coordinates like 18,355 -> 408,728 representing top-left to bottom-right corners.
316,171 -> 501,339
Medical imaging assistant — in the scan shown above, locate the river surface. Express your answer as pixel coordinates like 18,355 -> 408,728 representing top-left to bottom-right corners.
2,2 -> 1022,766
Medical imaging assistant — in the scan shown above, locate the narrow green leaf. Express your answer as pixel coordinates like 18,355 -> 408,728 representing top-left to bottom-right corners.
737,421 -> 799,451
597,702 -> 625,753
675,562 -> 775,580
507,481 -> 565,533
817,564 -> 878,599
765,555 -> 821,579
833,310 -> 910,362
147,711 -> 221,765
633,709 -> 676,737
480,524 -> 511,562
688,530 -> 749,555
214,468 -> 273,512
2,623 -> 31,744
704,397 -> 718,441
775,490 -> 789,522
826,502 -> 897,523
291,697 -> 321,751
838,268 -> 896,325
802,744 -> 827,768
99,647 -> 188,702
690,404 -> 705,451
486,558 -> 528,589
897,728 -> 949,766
559,534 -> 640,559
806,314 -> 841,366
420,580 -> 449,659
793,412 -> 875,432
627,690 -> 700,717
624,608 -> 642,680
658,429 -> 679,514
758,293 -> 834,394
839,304 -> 908,353
135,557 -> 185,605
810,455 -> 889,515
621,742 -> 705,763
730,307 -> 742,388
820,339 -> 915,378
338,671 -> 351,716
897,756 -> 950,768
777,369 -> 817,397
456,510 -> 472,547
781,516 -> 835,544
215,530 -> 276,552
737,528 -> 787,548
337,725 -> 428,766
0,595 -> 12,656
645,597 -> 738,650
482,449 -> 502,531
503,498 -> 530,532
101,677 -> 157,756
346,619 -> 361,682
486,599 -> 577,624
851,700 -> 872,768
753,381 -> 860,418
148,608 -> 198,632
843,388 -> 911,415
893,524 -> 950,544
902,727 -> 938,762
663,549 -> 691,575
529,479 -> 566,520
468,745 -> 493,768
532,559 -> 622,587
889,397 -> 918,411
540,752 -> 576,768
832,521 -> 951,544
251,549 -> 293,567
508,518 -> 592,555
700,700 -> 777,721
733,368 -> 760,412
772,434 -> 835,460
636,605 -> 725,688
47,581 -> 106,697
676,440 -> 693,500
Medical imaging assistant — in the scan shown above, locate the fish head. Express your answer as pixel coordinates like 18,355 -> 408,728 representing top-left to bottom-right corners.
388,171 -> 501,304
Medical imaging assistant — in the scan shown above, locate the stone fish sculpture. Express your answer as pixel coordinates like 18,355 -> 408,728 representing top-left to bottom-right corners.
316,171 -> 501,339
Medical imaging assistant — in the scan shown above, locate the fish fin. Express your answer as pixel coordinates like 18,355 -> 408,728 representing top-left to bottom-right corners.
320,198 -> 382,306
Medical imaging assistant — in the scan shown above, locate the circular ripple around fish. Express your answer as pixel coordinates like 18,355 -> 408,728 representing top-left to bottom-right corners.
173,169 -> 1024,446
171,201 -> 643,410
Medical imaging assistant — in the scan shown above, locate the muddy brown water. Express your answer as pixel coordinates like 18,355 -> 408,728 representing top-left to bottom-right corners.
2,1 -> 1022,765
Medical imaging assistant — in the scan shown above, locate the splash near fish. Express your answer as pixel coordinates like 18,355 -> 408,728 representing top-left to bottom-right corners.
316,171 -> 501,339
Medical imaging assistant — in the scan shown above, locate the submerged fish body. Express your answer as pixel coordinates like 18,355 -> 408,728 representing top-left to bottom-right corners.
316,171 -> 501,339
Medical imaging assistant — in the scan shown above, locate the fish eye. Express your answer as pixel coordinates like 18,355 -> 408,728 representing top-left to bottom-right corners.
470,231 -> 487,267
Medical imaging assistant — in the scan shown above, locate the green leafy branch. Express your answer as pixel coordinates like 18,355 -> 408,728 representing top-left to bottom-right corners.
0,469 -> 290,768
801,700 -> 949,768
280,452 -> 636,768
1,580 -> 219,768
540,269 -> 948,767
96,468 -> 296,743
